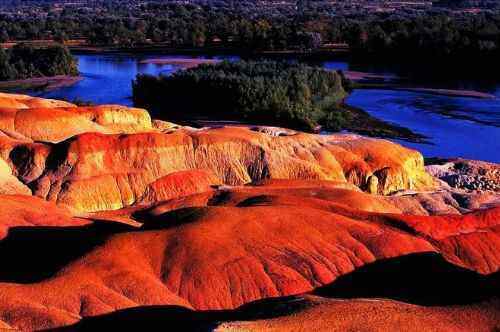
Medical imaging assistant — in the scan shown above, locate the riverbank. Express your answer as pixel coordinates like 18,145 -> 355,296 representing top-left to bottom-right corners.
398,87 -> 496,99
69,45 -> 350,62
167,103 -> 428,144
32,53 -> 500,162
0,75 -> 82,93
139,58 -> 221,69
346,88 -> 500,162
344,71 -> 397,82
354,82 -> 496,99
66,51 -> 495,101
329,103 -> 428,143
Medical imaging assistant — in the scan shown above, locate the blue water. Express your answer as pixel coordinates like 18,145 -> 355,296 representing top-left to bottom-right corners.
41,54 -> 236,105
39,54 -> 500,162
347,89 -> 500,162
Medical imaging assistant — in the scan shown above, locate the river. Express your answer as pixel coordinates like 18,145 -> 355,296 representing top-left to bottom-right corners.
38,54 -> 500,163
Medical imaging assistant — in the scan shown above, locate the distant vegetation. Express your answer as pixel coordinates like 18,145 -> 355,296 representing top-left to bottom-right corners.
1,1 -> 500,65
347,14 -> 500,61
133,60 -> 349,132
0,44 -> 78,80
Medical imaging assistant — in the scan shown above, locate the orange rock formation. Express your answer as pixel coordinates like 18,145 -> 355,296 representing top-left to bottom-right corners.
0,180 -> 498,330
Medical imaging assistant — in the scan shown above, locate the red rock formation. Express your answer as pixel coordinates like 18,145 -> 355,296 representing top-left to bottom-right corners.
136,170 -> 220,206
393,207 -> 500,274
0,93 -> 436,212
0,93 -> 496,330
0,181 -> 499,330
21,128 -> 434,213
0,195 -> 90,239
0,203 -> 429,329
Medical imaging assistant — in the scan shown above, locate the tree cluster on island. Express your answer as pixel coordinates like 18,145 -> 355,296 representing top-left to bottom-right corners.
133,60 -> 426,140
133,60 -> 350,132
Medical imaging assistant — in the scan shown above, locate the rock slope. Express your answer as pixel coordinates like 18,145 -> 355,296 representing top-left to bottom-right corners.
0,93 -> 496,331
0,183 -> 498,330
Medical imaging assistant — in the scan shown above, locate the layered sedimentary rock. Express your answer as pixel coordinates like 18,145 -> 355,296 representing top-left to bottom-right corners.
0,157 -> 31,195
8,128 -> 434,213
0,92 -> 436,213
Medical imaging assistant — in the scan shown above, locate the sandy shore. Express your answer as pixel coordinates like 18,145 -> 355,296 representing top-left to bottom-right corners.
0,75 -> 82,92
396,87 -> 496,99
140,58 -> 221,69
342,70 -> 495,99
344,71 -> 397,82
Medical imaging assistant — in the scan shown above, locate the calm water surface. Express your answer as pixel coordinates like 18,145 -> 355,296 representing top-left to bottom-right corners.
347,89 -> 500,162
40,54 -> 500,162
41,54 -> 237,105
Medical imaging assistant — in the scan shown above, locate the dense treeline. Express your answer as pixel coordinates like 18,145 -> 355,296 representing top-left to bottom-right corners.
2,0 -> 500,69
0,44 -> 78,80
0,1 -> 330,50
348,14 -> 500,60
434,0 -> 500,9
132,60 -> 349,132
2,0 -> 500,62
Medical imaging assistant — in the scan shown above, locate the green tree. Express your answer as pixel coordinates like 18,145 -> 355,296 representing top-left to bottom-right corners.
0,48 -> 16,80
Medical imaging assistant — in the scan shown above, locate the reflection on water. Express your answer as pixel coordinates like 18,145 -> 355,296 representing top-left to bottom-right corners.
39,54 -> 500,162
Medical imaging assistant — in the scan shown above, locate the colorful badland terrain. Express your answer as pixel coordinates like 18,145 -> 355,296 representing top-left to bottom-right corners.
0,92 -> 497,331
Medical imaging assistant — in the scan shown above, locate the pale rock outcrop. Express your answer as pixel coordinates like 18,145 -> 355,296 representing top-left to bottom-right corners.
0,105 -> 153,143
426,158 -> 500,192
0,157 -> 31,196
0,92 -> 75,109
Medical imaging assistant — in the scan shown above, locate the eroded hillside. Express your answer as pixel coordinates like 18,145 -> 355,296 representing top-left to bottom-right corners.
0,93 -> 497,331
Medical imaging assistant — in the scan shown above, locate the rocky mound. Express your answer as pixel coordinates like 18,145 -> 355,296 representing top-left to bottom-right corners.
0,195 -> 89,240
426,158 -> 499,192
23,295 -> 499,332
216,296 -> 500,332
0,105 -> 152,143
0,92 -> 75,109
